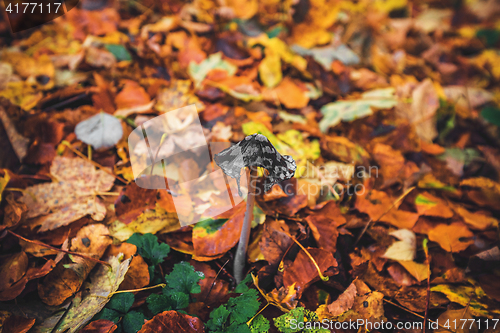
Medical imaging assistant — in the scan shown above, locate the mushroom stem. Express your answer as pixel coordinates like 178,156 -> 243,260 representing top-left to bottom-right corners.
234,166 -> 258,284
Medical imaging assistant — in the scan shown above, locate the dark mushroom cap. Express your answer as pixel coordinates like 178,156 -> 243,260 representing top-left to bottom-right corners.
214,134 -> 297,196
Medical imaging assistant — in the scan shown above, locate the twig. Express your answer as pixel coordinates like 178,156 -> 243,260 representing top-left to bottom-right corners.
42,93 -> 88,112
247,303 -> 269,326
110,283 -> 166,297
354,186 -> 415,246
7,230 -> 111,267
234,166 -> 258,284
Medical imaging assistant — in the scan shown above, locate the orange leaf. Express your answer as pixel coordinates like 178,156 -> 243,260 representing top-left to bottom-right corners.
428,222 -> 474,252
355,189 -> 419,229
138,310 -> 204,333
79,320 -> 117,333
115,80 -> 151,110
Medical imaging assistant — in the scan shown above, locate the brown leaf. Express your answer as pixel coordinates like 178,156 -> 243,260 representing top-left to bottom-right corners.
355,189 -> 419,229
138,310 -> 204,333
372,143 -> 405,186
304,214 -> 339,254
283,247 -> 338,296
435,308 -> 477,333
119,255 -> 150,291
190,261 -> 230,306
192,202 -> 245,257
0,195 -> 27,232
2,315 -> 35,333
0,276 -> 27,301
0,252 -> 28,293
20,156 -> 115,232
428,222 -> 474,252
327,281 -> 357,316
38,224 -> 112,306
92,73 -> 115,114
115,182 -> 157,224
259,220 -> 293,266
80,320 -> 117,333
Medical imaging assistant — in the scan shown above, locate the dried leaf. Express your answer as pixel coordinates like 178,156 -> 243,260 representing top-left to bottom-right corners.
20,157 -> 114,232
75,112 -> 123,149
52,255 -> 131,333
382,229 -> 416,261
38,224 -> 113,306
327,281 -> 357,316
428,222 -> 474,252
138,310 -> 204,333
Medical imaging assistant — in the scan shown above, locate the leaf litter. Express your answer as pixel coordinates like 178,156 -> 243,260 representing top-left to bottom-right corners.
0,0 -> 500,332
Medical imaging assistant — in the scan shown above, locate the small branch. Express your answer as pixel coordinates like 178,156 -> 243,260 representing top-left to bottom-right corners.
110,283 -> 166,297
234,166 -> 258,284
8,230 -> 111,267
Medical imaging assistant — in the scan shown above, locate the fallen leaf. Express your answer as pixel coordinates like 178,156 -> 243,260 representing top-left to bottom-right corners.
453,206 -> 498,231
396,78 -> 439,141
283,247 -> 338,297
319,88 -> 398,132
263,77 -> 309,109
0,252 -> 28,298
355,190 -> 419,229
189,52 -> 237,87
428,222 -> 474,252
2,315 -> 36,333
38,224 -> 113,306
372,143 -> 405,186
382,229 -> 416,261
75,112 -> 123,150
80,320 -> 117,333
327,281 -> 357,316
192,202 -> 245,258
259,220 -> 294,266
387,263 -> 418,286
397,260 -> 429,282
431,284 -> 500,318
415,192 -> 454,218
20,156 -> 115,232
435,308 -> 477,333
304,214 -> 339,254
52,254 -> 131,333
138,310 -> 203,333
119,255 -> 150,291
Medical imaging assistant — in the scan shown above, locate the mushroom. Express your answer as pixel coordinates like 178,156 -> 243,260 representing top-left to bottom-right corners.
214,133 -> 296,284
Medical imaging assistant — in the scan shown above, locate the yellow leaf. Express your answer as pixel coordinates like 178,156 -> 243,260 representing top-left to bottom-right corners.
431,284 -> 500,318
259,51 -> 282,88
397,260 -> 429,282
